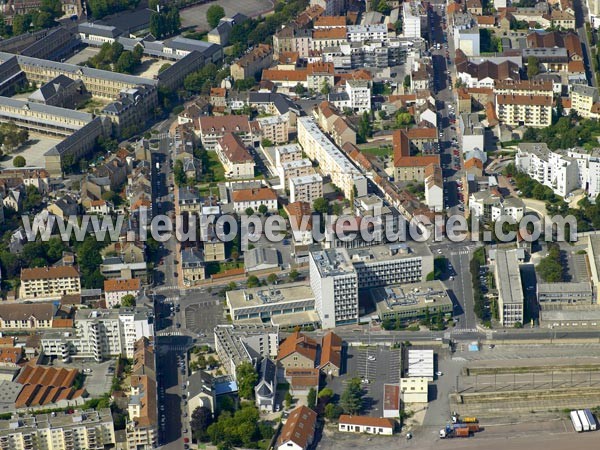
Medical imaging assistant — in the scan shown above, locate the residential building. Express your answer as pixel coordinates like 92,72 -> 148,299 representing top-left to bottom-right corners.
226,283 -> 317,328
469,191 -> 525,222
20,266 -> 81,300
262,62 -> 335,92
570,85 -> 600,119
104,278 -> 141,308
277,331 -> 318,371
310,0 -> 345,16
455,28 -> 480,56
197,115 -> 252,150
230,44 -> 273,81
346,24 -> 388,42
515,143 -> 579,197
279,159 -> 314,189
215,133 -> 255,179
41,307 -> 154,361
402,2 -> 422,38
400,377 -> 429,403
297,117 -> 367,200
232,187 -> 278,213
459,113 -> 485,153
319,331 -> 342,377
424,164 -> 443,212
338,416 -> 395,435
494,249 -> 524,327
255,115 -> 289,145
181,248 -> 205,287
329,79 -> 371,113
393,129 -> 440,181
290,174 -> 324,204
214,324 -> 279,377
309,249 -> 359,329
0,302 -> 62,330
0,409 -> 115,450
255,358 -> 277,412
495,94 -> 553,128
276,405 -> 317,450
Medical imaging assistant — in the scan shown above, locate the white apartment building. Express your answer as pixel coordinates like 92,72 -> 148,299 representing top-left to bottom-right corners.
460,113 -> 485,153
346,24 -> 388,42
290,174 -> 324,204
590,0 -> 600,28
309,249 -> 359,329
566,148 -> 600,199
345,80 -> 371,113
41,307 -> 154,362
104,278 -> 141,308
403,2 -> 422,38
515,143 -> 580,197
20,266 -> 81,300
425,166 -> 444,212
469,191 -> 525,222
494,249 -> 524,327
309,244 -> 433,329
0,409 -> 115,450
455,28 -> 480,56
279,159 -> 314,189
297,117 -> 367,200
216,133 -> 256,179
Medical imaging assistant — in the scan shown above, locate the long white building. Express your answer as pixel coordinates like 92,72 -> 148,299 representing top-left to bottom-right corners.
494,249 -> 524,327
297,117 -> 367,200
516,143 -> 600,198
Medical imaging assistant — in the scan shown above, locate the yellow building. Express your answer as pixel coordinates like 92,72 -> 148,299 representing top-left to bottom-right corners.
19,266 -> 81,300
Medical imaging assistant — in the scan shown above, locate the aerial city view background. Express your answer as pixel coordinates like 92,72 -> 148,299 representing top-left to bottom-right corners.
2,0 -> 600,449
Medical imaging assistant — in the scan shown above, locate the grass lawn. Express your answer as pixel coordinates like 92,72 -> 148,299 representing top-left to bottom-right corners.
359,146 -> 393,157
205,261 -> 244,276
199,151 -> 225,183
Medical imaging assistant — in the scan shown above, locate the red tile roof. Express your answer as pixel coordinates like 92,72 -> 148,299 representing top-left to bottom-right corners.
277,406 -> 317,449
277,331 -> 318,363
319,331 -> 342,371
339,415 -> 395,428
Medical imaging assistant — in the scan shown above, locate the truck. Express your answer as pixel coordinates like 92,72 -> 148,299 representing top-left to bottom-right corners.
439,424 -> 479,438
578,410 -> 591,432
452,414 -> 478,424
571,410 -> 583,432
583,409 -> 597,431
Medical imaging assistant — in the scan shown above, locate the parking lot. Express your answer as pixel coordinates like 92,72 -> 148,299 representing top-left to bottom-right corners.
326,346 -> 401,417
180,0 -> 274,30
53,358 -> 115,397
182,294 -> 225,334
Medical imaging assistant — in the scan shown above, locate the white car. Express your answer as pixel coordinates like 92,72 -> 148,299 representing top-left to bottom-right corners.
367,355 -> 376,361
436,371 -> 443,376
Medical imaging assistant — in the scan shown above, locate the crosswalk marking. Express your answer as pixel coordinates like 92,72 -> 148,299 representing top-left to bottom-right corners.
451,328 -> 479,334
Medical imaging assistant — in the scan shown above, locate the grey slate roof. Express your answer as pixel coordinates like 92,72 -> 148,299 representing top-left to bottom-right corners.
78,22 -> 121,39
245,248 -> 279,270
29,74 -> 77,102
181,248 -> 204,268
45,117 -> 104,156
0,95 -> 92,122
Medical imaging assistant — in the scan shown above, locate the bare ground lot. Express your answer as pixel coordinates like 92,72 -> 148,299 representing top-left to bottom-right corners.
1,133 -> 61,169
181,0 -> 274,30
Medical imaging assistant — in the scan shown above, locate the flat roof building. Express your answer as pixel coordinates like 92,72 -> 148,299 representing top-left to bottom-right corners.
372,280 -> 453,322
494,249 -> 524,327
537,282 -> 593,306
407,349 -> 434,380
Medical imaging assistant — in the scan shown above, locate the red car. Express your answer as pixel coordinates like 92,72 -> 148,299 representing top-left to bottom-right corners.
184,438 -> 189,443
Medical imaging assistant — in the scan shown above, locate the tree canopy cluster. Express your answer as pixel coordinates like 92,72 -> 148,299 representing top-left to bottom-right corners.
0,122 -> 29,154
84,41 -> 143,74
150,6 -> 180,39
88,0 -> 140,20
206,5 -> 225,28
522,116 -> 600,151
206,403 -> 274,448
0,0 -> 63,37
470,247 -> 489,323
340,378 -> 364,415
183,63 -> 229,95
536,243 -> 564,282
235,362 -> 258,399
0,236 -> 66,280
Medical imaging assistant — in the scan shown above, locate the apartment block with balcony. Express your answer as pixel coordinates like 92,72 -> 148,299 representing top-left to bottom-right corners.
297,117 -> 367,200
19,266 -> 81,300
495,94 -> 553,128
290,174 -> 324,204
0,409 -> 115,450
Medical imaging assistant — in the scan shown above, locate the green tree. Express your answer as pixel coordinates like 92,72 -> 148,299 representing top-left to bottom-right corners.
325,403 -> 343,420
267,273 -> 278,285
247,275 -> 260,288
318,387 -> 334,402
340,378 -> 363,414
23,185 -> 42,211
115,51 -> 136,74
13,156 -> 26,167
12,14 -> 28,36
288,269 -> 299,282
120,294 -> 136,308
357,111 -> 372,143
294,83 -> 305,95
190,406 -> 213,442
313,197 -> 329,215
284,391 -> 293,408
158,63 -> 172,74
307,387 -> 317,409
245,207 -> 255,216
320,79 -> 331,95
206,4 -> 225,28
235,362 -> 258,399
527,56 -> 540,79
395,112 -> 413,127
174,159 -> 186,186
258,204 -> 269,216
